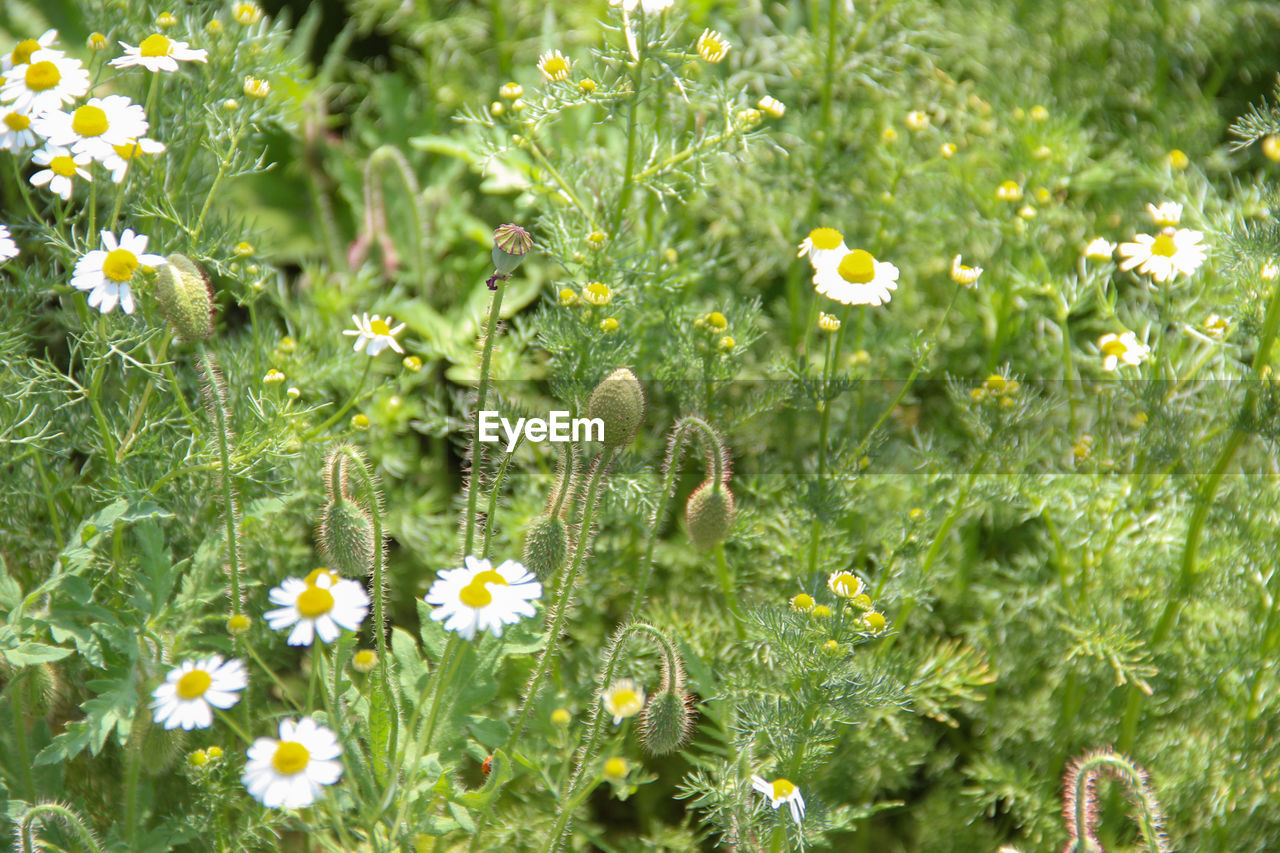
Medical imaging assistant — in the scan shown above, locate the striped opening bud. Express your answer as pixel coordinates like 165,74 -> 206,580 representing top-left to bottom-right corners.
586,367 -> 645,449
155,253 -> 215,340
492,223 -> 533,276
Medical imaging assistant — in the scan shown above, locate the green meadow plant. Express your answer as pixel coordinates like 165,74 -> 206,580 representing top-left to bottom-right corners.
2,0 -> 1280,850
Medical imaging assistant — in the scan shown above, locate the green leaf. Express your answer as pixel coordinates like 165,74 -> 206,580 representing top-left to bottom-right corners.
446,801 -> 477,834
2,642 -> 73,667
464,715 -> 509,749
368,668 -> 398,784
391,626 -> 430,698
455,749 -> 513,812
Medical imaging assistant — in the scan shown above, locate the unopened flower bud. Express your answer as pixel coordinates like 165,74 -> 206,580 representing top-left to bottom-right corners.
522,515 -> 567,580
684,480 -> 735,549
318,497 -> 375,576
155,253 -> 215,341
586,367 -> 645,448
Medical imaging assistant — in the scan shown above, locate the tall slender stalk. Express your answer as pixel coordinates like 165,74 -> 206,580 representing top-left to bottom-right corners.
462,282 -> 507,556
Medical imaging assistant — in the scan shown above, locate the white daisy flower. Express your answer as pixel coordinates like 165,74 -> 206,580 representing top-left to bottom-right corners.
813,247 -> 900,306
30,144 -> 91,201
1097,331 -> 1149,371
827,570 -> 864,599
610,0 -> 675,12
424,555 -> 541,642
0,224 -> 18,262
102,136 -> 166,184
70,229 -> 166,315
1145,202 -> 1182,227
751,775 -> 806,824
1083,237 -> 1116,260
1116,228 -> 1206,283
0,50 -> 89,116
601,678 -> 646,725
0,107 -> 37,151
150,655 -> 247,730
32,95 -> 149,162
111,33 -> 209,73
3,29 -> 59,72
796,227 -> 847,269
265,568 -> 370,646
342,312 -> 406,356
242,717 -> 343,809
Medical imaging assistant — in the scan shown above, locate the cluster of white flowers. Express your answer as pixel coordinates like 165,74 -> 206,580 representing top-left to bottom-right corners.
0,29 -> 201,201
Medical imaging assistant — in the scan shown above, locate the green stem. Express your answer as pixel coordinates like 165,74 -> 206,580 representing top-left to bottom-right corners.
806,328 -> 839,579
482,439 -> 522,559
1118,271 -> 1280,750
199,348 -> 242,616
123,708 -> 146,848
612,14 -> 646,235
116,334 -> 170,462
192,121 -> 245,240
505,450 -> 614,752
303,357 -> 373,441
714,541 -> 745,639
10,677 -> 36,800
17,804 -> 105,853
462,281 -> 507,556
214,707 -> 255,745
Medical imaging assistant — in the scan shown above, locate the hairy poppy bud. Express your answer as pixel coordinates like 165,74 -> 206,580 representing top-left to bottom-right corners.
523,514 -> 567,580
586,367 -> 645,449
155,253 -> 215,341
684,481 -> 735,549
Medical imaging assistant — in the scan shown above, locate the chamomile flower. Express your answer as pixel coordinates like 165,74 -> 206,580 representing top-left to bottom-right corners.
70,228 -> 165,315
537,50 -> 571,82
0,108 -> 37,151
0,225 -> 17,262
150,655 -> 247,730
343,313 -> 406,356
265,568 -> 370,646
813,247 -> 900,306
33,95 -> 149,161
242,718 -> 342,809
424,555 -> 541,641
1,50 -> 90,115
758,95 -> 785,119
827,571 -> 864,599
1145,202 -> 1182,227
796,227 -> 847,269
1117,227 -> 1206,283
950,254 -> 983,286
102,136 -> 166,183
3,29 -> 59,71
602,678 -> 646,724
610,0 -> 675,12
111,33 -> 209,72
751,775 -> 806,824
31,145 -> 92,201
696,29 -> 731,63
1083,237 -> 1116,260
1097,331 -> 1149,371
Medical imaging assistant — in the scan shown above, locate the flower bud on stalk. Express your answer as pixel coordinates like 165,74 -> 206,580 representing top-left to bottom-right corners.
489,223 -> 533,288
155,254 -> 215,341
586,367 -> 645,449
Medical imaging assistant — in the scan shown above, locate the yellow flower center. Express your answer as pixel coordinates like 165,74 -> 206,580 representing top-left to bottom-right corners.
604,757 -> 628,777
102,248 -> 140,282
1100,339 -> 1128,358
176,669 -> 212,699
271,741 -> 310,775
771,778 -> 796,799
458,580 -> 494,608
808,227 -> 843,251
5,111 -> 31,131
24,60 -> 61,91
370,318 -> 390,336
830,572 -> 859,596
1150,233 -> 1177,257
113,140 -> 141,159
303,568 -> 338,587
12,39 -> 41,66
141,34 -> 172,56
542,56 -> 569,77
296,585 -> 335,618
610,688 -> 638,708
837,249 -> 877,284
71,105 -> 109,138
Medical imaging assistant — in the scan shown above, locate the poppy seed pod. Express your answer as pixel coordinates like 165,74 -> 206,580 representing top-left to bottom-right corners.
492,223 -> 533,276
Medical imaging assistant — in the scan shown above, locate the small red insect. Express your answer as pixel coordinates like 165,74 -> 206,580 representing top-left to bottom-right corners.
481,754 -> 493,777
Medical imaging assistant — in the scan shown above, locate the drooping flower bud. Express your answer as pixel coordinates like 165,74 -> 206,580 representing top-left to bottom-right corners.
639,687 -> 693,755
522,514 -> 567,580
155,253 -> 215,341
586,367 -> 645,449
318,497 -> 375,576
491,223 -> 533,276
684,480 -> 735,549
